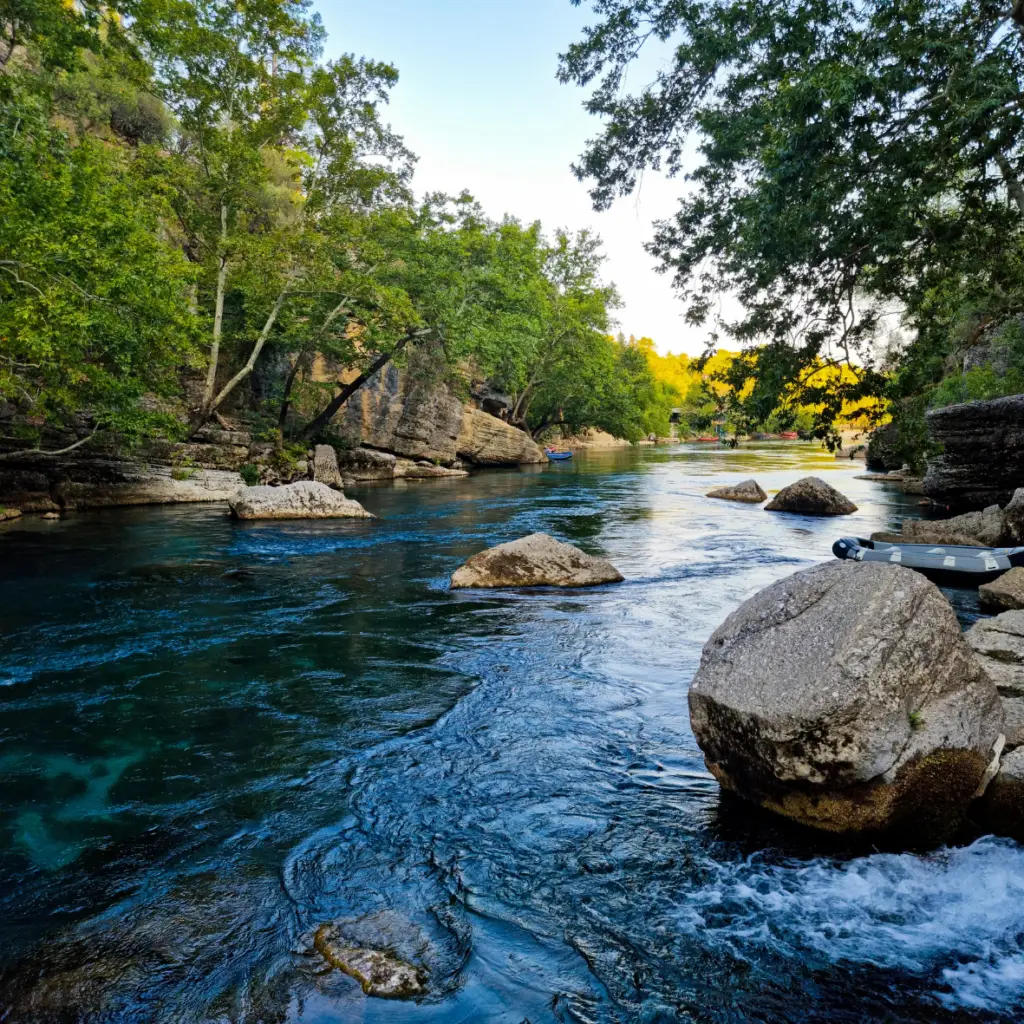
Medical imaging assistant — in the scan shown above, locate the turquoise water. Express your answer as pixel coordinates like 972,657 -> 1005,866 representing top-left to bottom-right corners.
0,443 -> 1019,1022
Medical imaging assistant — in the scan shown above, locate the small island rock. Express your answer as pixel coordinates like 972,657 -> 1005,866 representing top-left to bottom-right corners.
764,476 -> 857,515
979,567 -> 1024,612
229,481 -> 373,520
689,560 -> 1002,838
966,610 -> 1024,696
706,479 -> 767,503
451,532 -> 623,589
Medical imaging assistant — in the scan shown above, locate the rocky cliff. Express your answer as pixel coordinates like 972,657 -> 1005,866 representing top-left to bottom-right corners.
924,394 -> 1024,507
334,365 -> 544,466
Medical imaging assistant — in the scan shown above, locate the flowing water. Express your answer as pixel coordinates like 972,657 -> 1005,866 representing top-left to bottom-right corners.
0,443 -> 1020,1023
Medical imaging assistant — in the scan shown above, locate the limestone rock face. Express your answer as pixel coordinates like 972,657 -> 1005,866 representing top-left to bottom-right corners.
455,406 -> 545,465
312,444 -> 344,489
764,476 -> 857,516
450,532 -> 623,589
689,560 -> 1003,837
0,450 -> 244,511
335,446 -> 398,481
923,394 -> 1024,508
229,481 -> 373,520
706,479 -> 767,504
980,568 -> 1024,612
966,610 -> 1024,697
866,422 -> 903,472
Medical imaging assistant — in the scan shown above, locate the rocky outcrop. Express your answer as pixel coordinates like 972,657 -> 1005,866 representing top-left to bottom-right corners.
966,610 -> 1024,697
312,444 -> 344,489
0,507 -> 23,521
689,560 -> 1003,838
706,479 -> 767,503
455,406 -> 545,465
924,394 -> 1024,508
879,487 -> 1024,548
562,428 -> 630,449
336,446 -> 398,482
980,568 -> 1024,612
229,481 -> 373,520
866,422 -> 903,472
394,459 -> 468,479
450,532 -> 623,589
0,449 -> 244,512
764,476 -> 857,516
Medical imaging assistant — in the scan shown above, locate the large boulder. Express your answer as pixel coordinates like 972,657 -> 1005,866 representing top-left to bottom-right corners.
706,479 -> 767,504
229,481 -> 373,520
335,446 -> 398,482
966,610 -> 1024,697
455,406 -> 545,465
450,532 -> 623,589
312,444 -> 344,489
980,568 -> 1024,612
923,394 -> 1024,508
764,476 -> 857,516
689,561 -> 1003,837
871,487 -> 1024,547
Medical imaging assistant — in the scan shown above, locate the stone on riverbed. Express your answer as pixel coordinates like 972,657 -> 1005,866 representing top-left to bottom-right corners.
979,568 -> 1024,612
450,532 -> 623,589
706,479 -> 767,503
688,560 -> 1003,838
763,476 -> 857,515
228,481 -> 373,520
966,610 -> 1024,697
314,924 -> 426,999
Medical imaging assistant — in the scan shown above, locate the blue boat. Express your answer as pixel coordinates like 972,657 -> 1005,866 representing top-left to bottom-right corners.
833,536 -> 1024,585
545,449 -> 573,461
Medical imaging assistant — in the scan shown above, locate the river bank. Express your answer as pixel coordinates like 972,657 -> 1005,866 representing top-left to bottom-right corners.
0,444 -> 1019,1022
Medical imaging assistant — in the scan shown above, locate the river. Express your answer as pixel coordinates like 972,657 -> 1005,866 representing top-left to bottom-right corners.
1,443 -> 1021,1022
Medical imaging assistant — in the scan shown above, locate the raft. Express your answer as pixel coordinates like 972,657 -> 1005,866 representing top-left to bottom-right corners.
832,536 -> 1024,585
545,449 -> 572,461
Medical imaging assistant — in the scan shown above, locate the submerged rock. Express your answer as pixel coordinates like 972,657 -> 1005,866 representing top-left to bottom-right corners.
450,532 -> 623,589
228,481 -> 373,520
312,444 -> 344,489
980,568 -> 1024,612
689,560 -> 1003,838
764,476 -> 857,516
966,610 -> 1024,697
314,924 -> 426,1000
706,479 -> 767,504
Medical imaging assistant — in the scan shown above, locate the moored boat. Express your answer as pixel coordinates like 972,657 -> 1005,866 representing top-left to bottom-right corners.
833,536 -> 1024,585
778,431 -> 799,440
544,448 -> 573,461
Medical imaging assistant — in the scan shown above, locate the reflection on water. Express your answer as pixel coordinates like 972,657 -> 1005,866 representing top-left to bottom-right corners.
0,442 -> 1016,1023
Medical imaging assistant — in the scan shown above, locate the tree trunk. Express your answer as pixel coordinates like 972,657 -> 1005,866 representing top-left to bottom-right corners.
188,284 -> 290,437
299,329 -> 423,441
198,203 -> 230,421
996,152 -> 1024,217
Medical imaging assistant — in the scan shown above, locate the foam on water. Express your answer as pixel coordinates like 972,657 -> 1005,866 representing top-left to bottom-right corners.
679,836 -> 1024,1012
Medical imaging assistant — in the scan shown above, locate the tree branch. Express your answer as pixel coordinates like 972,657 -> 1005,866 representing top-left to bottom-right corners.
0,424 -> 102,461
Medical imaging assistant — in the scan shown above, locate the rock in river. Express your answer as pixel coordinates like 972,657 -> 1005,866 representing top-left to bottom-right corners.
450,532 -> 623,589
975,746 -> 1024,842
706,479 -> 767,504
763,476 -> 857,516
229,481 -> 373,520
312,444 -> 344,489
315,924 -> 426,1000
688,560 -> 1003,838
980,568 -> 1024,612
966,610 -> 1024,697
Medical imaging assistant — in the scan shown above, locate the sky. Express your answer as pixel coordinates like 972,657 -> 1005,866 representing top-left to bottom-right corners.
312,0 -> 710,356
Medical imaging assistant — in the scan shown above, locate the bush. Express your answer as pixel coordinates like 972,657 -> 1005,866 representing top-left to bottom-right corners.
239,464 -> 260,486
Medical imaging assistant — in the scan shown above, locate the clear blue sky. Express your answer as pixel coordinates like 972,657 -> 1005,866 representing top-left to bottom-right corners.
312,0 -> 710,355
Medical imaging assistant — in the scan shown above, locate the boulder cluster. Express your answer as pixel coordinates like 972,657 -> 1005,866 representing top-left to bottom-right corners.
689,557 -> 1024,842
706,474 -> 857,515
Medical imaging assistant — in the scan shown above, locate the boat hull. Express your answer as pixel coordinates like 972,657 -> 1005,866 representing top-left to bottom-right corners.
833,537 -> 1024,586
